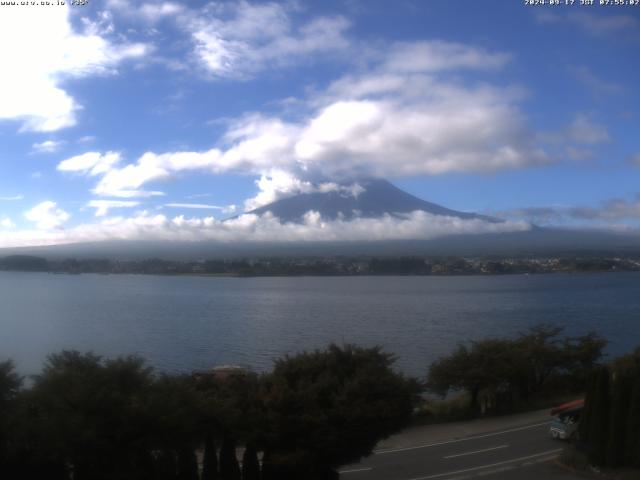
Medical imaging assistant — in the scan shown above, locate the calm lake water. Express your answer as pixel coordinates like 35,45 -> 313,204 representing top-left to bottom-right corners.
1,271 -> 639,377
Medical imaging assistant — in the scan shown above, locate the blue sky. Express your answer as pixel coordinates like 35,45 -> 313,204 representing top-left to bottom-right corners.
0,0 -> 639,247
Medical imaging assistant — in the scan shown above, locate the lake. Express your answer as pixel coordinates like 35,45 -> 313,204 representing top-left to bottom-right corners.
1,271 -> 639,377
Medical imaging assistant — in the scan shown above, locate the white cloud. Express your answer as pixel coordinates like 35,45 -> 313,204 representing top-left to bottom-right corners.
568,12 -> 639,36
497,196 -> 640,224
569,65 -> 624,97
0,210 -> 530,248
56,40 -> 547,204
106,0 -> 184,22
564,146 -> 594,161
541,114 -> 611,160
188,1 -> 350,78
205,41 -> 544,178
139,2 -> 184,21
92,149 -> 221,197
0,195 -> 23,201
628,153 -> 640,167
57,151 -> 122,176
534,11 -> 562,24
570,198 -> 640,222
537,11 -> 639,36
32,140 -> 65,154
243,169 -> 317,211
103,190 -> 166,199
566,114 -> 610,145
24,201 -> 70,230
165,203 -> 238,214
87,200 -> 140,217
0,5 -> 149,132
1,218 -> 15,229
243,169 -> 364,211
220,86 -> 545,178
383,41 -> 510,73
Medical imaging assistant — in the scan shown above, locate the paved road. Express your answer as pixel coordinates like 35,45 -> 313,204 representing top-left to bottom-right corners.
339,420 -> 568,480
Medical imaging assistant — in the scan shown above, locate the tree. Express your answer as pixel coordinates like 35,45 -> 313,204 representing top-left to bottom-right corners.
0,360 -> 22,472
219,433 -> 241,480
606,373 -> 633,467
155,450 -> 178,480
202,433 -> 219,480
625,377 -> 640,467
586,366 -> 610,466
260,344 -> 419,478
427,340 -> 523,415
0,360 -> 21,403
426,325 -> 606,416
578,370 -> 597,443
515,324 -> 564,398
562,332 -> 608,391
241,442 -> 260,480
177,448 -> 199,480
28,351 -> 157,479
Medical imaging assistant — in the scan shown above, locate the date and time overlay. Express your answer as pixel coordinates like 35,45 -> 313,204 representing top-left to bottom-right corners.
1,0 -> 639,7
525,0 -> 639,6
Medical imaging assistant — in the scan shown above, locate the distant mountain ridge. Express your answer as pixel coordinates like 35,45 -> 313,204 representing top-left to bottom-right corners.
247,178 -> 500,223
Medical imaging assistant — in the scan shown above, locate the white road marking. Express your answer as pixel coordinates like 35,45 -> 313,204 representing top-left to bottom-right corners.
443,444 -> 508,459
375,422 -> 549,455
340,467 -> 373,474
405,448 -> 563,480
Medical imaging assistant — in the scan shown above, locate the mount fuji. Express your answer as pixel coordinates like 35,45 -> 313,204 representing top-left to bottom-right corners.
246,178 -> 500,223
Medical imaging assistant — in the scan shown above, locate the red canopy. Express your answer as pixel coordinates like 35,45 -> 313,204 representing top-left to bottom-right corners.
550,399 -> 585,416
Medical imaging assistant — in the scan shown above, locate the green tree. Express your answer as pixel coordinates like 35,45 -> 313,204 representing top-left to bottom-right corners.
586,366 -> 610,466
241,442 -> 260,480
562,332 -> 608,391
0,360 -> 21,403
260,344 -> 419,478
146,374 -> 202,453
28,351 -> 157,479
427,340 -> 522,415
177,447 -> 198,480
0,360 -> 22,471
219,433 -> 241,480
427,325 -> 606,416
202,433 -> 219,480
155,450 -> 178,480
625,377 -> 640,467
578,370 -> 597,443
606,373 -> 633,467
515,325 -> 564,398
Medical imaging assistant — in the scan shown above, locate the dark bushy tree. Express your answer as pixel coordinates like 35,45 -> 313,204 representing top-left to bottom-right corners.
177,448 -> 198,480
578,370 -> 597,443
562,332 -> 608,390
578,349 -> 640,469
0,361 -> 22,474
260,344 -> 419,478
606,373 -> 633,467
27,351 -> 160,479
626,377 -> 640,467
219,434 -> 241,480
515,325 -> 565,398
202,433 -> 219,480
155,450 -> 178,480
586,366 -> 611,466
613,348 -> 640,468
427,325 -> 606,416
241,442 -> 260,480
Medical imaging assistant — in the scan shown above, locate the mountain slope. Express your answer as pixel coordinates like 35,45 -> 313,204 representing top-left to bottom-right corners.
247,178 -> 499,223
